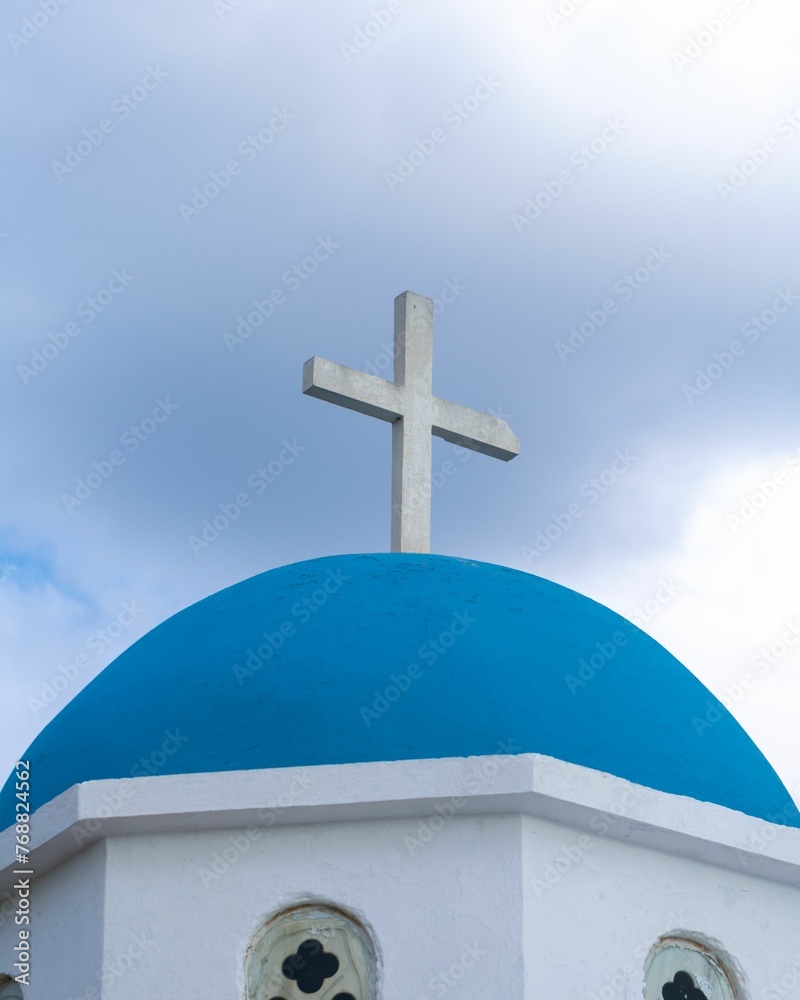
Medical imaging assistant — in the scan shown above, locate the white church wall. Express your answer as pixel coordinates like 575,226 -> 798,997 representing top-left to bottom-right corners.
522,812 -> 800,999
99,813 -> 525,999
0,839 -> 106,1000
4,755 -> 800,998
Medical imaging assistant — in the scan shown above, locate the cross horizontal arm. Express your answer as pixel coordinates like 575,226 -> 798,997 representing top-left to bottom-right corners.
432,397 -> 520,461
302,357 -> 403,423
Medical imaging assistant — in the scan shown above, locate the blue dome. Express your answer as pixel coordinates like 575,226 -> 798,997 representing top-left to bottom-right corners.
2,553 -> 797,828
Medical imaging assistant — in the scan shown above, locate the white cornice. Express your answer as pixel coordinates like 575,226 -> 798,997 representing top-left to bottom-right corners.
2,753 -> 799,891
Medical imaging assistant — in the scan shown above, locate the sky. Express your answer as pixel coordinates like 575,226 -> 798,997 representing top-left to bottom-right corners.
3,0 -> 800,808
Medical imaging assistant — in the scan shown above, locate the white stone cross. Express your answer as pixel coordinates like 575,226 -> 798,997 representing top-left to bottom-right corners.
303,290 -> 520,553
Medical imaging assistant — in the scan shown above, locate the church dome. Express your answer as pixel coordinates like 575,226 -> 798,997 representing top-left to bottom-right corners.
2,553 -> 797,827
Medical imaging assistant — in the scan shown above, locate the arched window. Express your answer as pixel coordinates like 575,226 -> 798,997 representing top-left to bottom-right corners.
0,975 -> 24,1000
245,904 -> 376,1000
643,935 -> 740,1000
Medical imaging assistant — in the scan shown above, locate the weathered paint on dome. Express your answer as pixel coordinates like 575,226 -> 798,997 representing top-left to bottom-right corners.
2,553 -> 797,828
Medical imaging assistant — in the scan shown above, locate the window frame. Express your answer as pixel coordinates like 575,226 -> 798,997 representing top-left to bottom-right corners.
643,934 -> 741,1000
244,902 -> 378,1000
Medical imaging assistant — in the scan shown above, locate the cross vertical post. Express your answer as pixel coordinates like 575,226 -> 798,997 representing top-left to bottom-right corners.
392,292 -> 434,553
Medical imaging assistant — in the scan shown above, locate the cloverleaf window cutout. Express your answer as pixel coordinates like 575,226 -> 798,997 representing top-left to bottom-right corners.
282,939 -> 340,994
662,970 -> 708,1000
